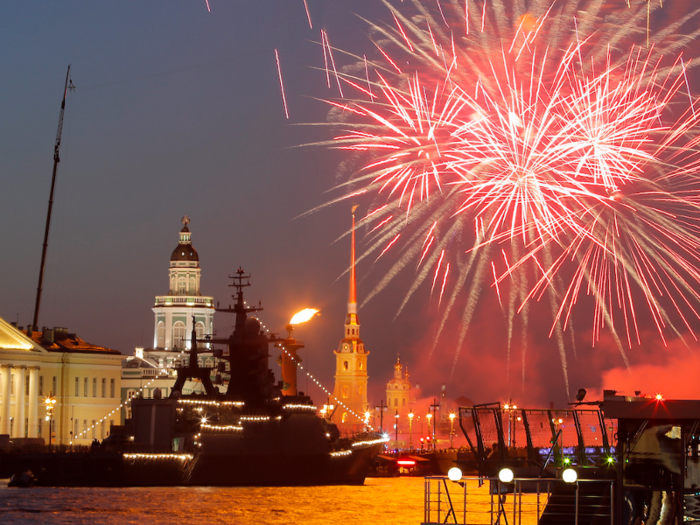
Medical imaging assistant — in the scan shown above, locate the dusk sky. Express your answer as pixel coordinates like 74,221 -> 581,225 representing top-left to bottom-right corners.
3,0 -> 700,412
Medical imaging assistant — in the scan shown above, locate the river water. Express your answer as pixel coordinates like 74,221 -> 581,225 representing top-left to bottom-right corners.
0,477 -> 427,525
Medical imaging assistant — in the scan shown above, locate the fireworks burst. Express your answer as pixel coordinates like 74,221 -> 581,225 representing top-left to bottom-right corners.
311,0 -> 700,396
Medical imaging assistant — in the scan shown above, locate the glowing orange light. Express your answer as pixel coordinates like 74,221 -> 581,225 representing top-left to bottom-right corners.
655,393 -> 664,401
290,308 -> 319,325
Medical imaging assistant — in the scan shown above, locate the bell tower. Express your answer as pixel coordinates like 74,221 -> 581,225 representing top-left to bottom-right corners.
332,206 -> 369,430
152,217 -> 214,351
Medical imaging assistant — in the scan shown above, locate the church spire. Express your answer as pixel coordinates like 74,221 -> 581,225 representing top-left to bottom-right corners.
348,205 -> 358,319
332,205 -> 369,430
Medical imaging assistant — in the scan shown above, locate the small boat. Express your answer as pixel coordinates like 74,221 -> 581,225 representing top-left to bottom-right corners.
8,470 -> 35,488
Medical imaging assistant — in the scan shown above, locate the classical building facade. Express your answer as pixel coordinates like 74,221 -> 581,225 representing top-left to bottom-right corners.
386,356 -> 412,414
332,207 -> 369,430
152,217 -> 214,351
0,317 -> 123,446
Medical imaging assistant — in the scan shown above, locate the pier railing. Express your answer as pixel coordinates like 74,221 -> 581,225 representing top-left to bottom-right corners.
422,476 -> 613,525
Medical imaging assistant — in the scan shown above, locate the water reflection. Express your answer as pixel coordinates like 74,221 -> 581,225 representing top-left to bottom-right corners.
0,477 -> 425,525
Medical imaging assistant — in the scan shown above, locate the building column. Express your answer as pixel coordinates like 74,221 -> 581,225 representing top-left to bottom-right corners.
185,308 -> 193,350
27,366 -> 39,438
15,366 -> 26,438
165,310 -> 173,350
0,366 -> 11,435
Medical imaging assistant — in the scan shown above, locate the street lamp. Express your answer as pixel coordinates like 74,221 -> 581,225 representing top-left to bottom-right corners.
375,400 -> 388,433
449,413 -> 456,448
408,411 -> 414,450
426,413 -> 433,450
44,395 -> 56,451
394,411 -> 399,446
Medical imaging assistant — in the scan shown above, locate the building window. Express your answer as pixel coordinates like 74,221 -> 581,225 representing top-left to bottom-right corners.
101,378 -> 106,398
342,385 -> 349,399
39,376 -> 43,396
173,321 -> 186,349
91,420 -> 96,440
38,418 -> 42,436
83,420 -> 87,436
110,379 -> 115,398
178,278 -> 186,295
109,420 -> 114,437
343,361 -> 349,371
394,398 -> 398,407
52,376 -> 57,396
25,375 -> 29,396
100,421 -> 105,440
157,321 -> 165,348
84,378 -> 88,397
195,321 -> 204,341
75,377 -> 79,397
73,419 -> 79,441
402,398 -> 406,406
92,378 -> 97,397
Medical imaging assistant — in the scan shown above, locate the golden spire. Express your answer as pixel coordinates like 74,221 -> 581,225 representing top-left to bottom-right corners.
349,205 -> 358,307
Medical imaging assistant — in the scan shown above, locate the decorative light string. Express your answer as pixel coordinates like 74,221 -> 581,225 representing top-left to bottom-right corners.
71,345 -> 190,444
201,423 -> 243,432
123,453 -> 193,461
240,415 -> 271,422
282,404 -> 317,411
249,309 -> 377,431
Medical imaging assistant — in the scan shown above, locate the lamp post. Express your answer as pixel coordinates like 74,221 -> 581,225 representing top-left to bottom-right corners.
44,395 -> 56,451
408,411 -> 414,450
449,413 -> 456,448
394,410 -> 399,446
426,413 -> 432,450
430,399 -> 440,449
375,399 -> 388,433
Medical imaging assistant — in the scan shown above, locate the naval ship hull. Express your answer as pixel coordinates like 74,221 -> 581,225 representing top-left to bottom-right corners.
0,443 -> 382,487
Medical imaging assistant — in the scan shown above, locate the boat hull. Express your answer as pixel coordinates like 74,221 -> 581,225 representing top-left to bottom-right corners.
0,443 -> 382,487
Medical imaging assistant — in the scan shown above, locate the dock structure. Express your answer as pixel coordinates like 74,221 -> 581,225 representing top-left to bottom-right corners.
428,393 -> 700,523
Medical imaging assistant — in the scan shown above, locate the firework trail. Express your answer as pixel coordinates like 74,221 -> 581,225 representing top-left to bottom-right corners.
310,0 -> 700,396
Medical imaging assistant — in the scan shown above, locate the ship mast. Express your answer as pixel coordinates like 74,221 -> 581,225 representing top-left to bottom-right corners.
33,65 -> 75,330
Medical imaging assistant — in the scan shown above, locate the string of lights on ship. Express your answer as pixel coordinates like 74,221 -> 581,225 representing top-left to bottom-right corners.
68,300 -> 379,444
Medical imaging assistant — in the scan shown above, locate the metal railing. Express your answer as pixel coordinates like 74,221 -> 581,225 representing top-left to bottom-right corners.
423,476 -> 614,525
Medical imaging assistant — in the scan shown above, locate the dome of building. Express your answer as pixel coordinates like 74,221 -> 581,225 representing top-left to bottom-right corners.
170,220 -> 199,262
170,244 -> 199,262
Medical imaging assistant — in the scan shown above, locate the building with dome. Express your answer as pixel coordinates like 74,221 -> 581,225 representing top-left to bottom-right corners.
152,216 -> 214,351
386,356 -> 412,414
120,217 -> 216,418
331,207 -> 369,431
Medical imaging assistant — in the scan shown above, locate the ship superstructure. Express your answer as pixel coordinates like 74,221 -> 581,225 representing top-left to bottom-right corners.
1,269 -> 385,486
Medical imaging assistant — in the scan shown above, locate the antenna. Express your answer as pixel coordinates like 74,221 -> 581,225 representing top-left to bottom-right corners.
33,65 -> 73,330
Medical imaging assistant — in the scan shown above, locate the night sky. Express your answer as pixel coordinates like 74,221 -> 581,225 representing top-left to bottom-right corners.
3,0 -> 700,411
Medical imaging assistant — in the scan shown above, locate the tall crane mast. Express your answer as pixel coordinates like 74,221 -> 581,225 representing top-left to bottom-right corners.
32,65 -> 74,330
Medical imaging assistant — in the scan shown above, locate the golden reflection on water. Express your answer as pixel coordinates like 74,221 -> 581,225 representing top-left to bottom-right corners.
0,477 -> 426,525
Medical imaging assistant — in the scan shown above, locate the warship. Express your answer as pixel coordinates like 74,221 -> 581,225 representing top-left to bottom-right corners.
2,269 -> 385,486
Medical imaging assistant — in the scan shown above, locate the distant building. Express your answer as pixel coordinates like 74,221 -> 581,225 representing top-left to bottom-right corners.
386,356 -> 412,414
332,207 -> 369,431
0,317 -> 123,446
121,217 -> 216,417
152,216 -> 214,351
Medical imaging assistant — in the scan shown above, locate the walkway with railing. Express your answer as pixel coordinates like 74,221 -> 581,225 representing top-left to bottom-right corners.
423,476 -> 613,525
